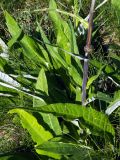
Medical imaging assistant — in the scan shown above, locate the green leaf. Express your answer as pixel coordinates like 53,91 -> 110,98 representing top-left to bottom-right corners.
68,21 -> 79,54
49,0 -> 71,64
9,109 -> 53,145
104,65 -> 114,74
75,86 -> 82,101
106,99 -> 120,115
5,11 -> 49,69
4,11 -> 21,37
96,92 -> 112,103
105,90 -> 120,115
68,66 -> 83,87
38,44 -> 52,68
68,21 -> 82,70
20,35 -> 49,68
34,103 -> 115,137
5,11 -> 24,48
90,59 -> 103,69
36,149 -> 61,159
74,0 -> 80,26
37,24 -> 67,68
48,0 -> 84,66
37,21 -> 82,87
0,58 -> 7,71
36,141 -> 91,159
36,68 -> 48,95
33,98 -> 47,108
87,65 -> 105,89
7,28 -> 23,48
39,112 -> 62,135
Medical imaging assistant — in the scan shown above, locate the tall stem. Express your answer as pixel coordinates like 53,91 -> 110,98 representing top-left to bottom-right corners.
82,0 -> 96,106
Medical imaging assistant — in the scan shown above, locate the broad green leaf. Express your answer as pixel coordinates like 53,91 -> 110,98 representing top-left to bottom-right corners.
5,11 -> 21,37
8,28 -> 23,48
36,141 -> 91,159
49,0 -> 84,67
9,109 -> 53,145
34,103 -> 115,137
40,112 -> 62,135
4,10 -> 23,48
36,68 -> 48,95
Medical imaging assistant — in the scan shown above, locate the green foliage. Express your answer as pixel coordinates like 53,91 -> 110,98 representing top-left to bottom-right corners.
36,141 -> 92,159
9,109 -> 53,146
0,0 -> 119,159
34,103 -> 115,136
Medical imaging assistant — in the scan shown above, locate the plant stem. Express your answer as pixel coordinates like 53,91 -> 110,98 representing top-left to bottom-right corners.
82,0 -> 96,106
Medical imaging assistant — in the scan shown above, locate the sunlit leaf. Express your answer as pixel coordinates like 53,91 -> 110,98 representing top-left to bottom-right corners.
39,112 -> 62,135
36,141 -> 91,159
36,68 -> 48,95
34,103 -> 115,137
5,11 -> 21,37
9,109 -> 53,145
